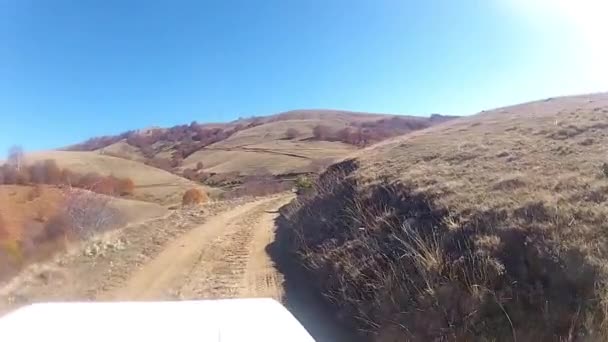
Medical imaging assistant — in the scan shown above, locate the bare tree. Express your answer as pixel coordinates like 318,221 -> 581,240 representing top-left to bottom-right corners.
59,187 -> 123,239
7,145 -> 24,171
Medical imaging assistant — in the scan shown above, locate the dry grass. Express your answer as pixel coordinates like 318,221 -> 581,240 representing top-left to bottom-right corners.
182,129 -> 357,175
97,140 -> 147,162
276,93 -> 608,341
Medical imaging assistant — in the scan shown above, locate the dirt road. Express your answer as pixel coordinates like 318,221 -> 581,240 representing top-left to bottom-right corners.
0,195 -> 292,313
105,195 -> 291,301
0,193 -> 363,341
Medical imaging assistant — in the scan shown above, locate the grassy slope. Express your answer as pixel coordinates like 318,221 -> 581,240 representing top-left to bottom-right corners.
25,151 -> 211,204
66,110 -> 447,177
278,93 -> 608,340
182,115 -> 369,174
96,140 -> 147,162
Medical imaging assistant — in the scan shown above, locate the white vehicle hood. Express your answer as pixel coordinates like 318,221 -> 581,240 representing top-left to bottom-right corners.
0,298 -> 315,342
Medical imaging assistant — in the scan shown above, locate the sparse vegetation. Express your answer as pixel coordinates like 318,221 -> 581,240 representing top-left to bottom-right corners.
0,185 -> 125,282
602,162 -> 608,178
294,175 -> 313,194
221,176 -> 292,199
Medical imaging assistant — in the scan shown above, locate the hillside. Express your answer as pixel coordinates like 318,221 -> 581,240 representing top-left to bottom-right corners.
276,93 -> 608,340
66,110 -> 455,177
25,151 -> 211,204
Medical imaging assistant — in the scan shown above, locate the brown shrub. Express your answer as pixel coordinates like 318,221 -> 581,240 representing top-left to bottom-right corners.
28,160 -> 61,184
77,172 -> 103,190
116,178 -> 135,196
196,162 -> 204,170
182,188 -> 208,205
93,176 -> 120,195
183,168 -> 199,181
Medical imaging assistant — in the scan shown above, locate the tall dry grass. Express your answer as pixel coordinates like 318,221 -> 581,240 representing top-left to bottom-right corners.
277,159 -> 605,341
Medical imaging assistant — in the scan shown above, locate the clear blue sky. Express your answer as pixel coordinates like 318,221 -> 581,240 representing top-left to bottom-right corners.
1,0 -> 606,153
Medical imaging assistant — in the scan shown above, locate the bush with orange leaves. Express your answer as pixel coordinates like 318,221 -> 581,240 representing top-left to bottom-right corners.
117,178 -> 135,196
182,188 -> 209,206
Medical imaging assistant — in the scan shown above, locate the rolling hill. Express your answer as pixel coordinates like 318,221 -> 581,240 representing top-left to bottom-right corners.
25,151 -> 211,204
276,93 -> 608,340
65,110 -> 456,177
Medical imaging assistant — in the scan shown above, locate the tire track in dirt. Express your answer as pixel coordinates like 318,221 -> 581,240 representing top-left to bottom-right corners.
104,195 -> 293,301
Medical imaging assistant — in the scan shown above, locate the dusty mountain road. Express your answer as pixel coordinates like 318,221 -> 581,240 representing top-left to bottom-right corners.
0,195 -> 291,313
0,193 -> 362,341
104,195 -> 290,301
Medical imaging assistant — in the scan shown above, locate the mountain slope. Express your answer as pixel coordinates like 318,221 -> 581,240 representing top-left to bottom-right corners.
66,110 -> 456,177
276,93 -> 608,340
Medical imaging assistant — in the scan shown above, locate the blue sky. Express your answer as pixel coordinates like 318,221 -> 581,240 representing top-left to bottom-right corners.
1,0 -> 606,153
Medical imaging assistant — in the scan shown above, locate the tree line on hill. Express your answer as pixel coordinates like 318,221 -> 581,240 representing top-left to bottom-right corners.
0,153 -> 134,197
301,115 -> 451,146
67,114 -> 456,173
